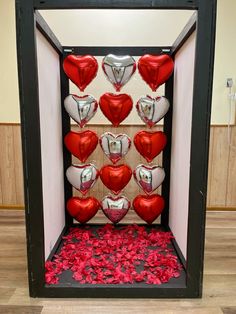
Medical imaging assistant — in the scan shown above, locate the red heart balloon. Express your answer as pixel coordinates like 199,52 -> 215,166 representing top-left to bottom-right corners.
133,194 -> 165,224
64,130 -> 98,163
67,196 -> 100,224
134,131 -> 167,163
100,164 -> 132,195
138,54 -> 174,91
99,93 -> 133,126
63,54 -> 98,91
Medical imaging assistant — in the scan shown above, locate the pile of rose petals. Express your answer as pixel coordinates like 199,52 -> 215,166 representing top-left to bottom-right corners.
45,224 -> 182,285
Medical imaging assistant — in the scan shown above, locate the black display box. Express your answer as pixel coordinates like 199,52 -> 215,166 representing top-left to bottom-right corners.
16,0 -> 216,298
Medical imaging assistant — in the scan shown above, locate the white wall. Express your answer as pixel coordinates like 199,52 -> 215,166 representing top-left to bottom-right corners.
211,0 -> 236,124
0,0 -> 20,122
0,1 -> 235,124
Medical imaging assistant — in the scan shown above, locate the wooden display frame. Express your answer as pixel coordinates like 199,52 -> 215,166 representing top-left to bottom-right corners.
16,0 -> 217,298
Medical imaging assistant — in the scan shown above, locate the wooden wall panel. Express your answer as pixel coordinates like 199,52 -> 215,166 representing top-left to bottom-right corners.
0,124 -> 235,209
206,128 -> 214,207
226,126 -> 236,206
12,126 -> 24,205
0,154 -> 3,204
0,126 -> 18,205
207,127 -> 230,207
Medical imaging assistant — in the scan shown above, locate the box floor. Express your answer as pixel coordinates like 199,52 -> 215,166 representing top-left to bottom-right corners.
47,224 -> 186,289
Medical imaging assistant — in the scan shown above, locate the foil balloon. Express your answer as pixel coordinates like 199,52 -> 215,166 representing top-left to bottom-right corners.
100,132 -> 131,164
101,195 -> 130,224
66,164 -> 99,195
100,164 -> 132,195
63,54 -> 98,91
136,96 -> 170,127
67,196 -> 100,224
138,54 -> 174,91
134,131 -> 167,163
133,165 -> 165,194
102,54 -> 136,91
64,94 -> 98,127
99,93 -> 133,126
64,130 -> 98,163
133,194 -> 165,224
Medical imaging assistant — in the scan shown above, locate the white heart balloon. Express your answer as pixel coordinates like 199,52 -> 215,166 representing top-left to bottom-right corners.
66,164 -> 99,195
100,132 -> 131,164
101,195 -> 130,224
136,96 -> 170,127
133,164 -> 165,194
102,54 -> 136,91
64,94 -> 98,127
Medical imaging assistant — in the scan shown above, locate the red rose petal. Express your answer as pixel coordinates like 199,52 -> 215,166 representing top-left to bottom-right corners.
45,224 -> 182,285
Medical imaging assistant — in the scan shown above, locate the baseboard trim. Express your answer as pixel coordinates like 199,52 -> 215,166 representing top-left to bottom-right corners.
0,205 -> 236,211
0,205 -> 24,210
207,206 -> 236,211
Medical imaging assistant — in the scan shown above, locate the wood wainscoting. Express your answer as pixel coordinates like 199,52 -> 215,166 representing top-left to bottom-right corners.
0,124 -> 235,210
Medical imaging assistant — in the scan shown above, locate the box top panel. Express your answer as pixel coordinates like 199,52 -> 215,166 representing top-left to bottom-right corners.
39,9 -> 195,46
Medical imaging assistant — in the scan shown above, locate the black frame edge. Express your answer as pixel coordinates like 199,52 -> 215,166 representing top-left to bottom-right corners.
60,53 -> 73,226
35,10 -> 63,54
161,73 -> 174,226
166,225 -> 187,270
63,46 -> 172,56
33,0 -> 198,10
38,286 -> 190,299
15,0 -> 46,297
186,0 -> 217,297
46,226 -> 68,261
172,12 -> 197,56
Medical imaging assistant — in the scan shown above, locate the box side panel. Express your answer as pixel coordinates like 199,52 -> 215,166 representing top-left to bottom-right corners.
36,29 -> 65,259
169,31 -> 196,259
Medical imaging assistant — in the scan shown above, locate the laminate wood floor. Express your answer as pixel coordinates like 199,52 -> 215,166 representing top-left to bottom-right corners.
0,210 -> 235,314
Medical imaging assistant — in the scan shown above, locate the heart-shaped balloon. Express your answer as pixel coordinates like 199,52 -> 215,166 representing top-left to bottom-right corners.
134,131 -> 167,163
138,54 -> 174,91
67,196 -> 100,224
133,165 -> 165,194
100,164 -> 132,195
64,130 -> 98,163
136,96 -> 170,127
102,54 -> 136,91
66,164 -> 99,195
64,94 -> 98,127
133,194 -> 165,224
101,195 -> 130,224
100,132 -> 131,164
99,93 -> 133,126
63,54 -> 98,91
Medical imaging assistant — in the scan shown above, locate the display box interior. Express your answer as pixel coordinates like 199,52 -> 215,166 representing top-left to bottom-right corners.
16,0 -> 216,298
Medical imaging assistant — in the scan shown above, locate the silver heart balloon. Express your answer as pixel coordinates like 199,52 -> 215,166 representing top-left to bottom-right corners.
136,96 -> 170,127
102,54 -> 136,91
133,164 -> 165,194
101,195 -> 130,224
100,132 -> 131,164
64,94 -> 98,127
66,164 -> 99,195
